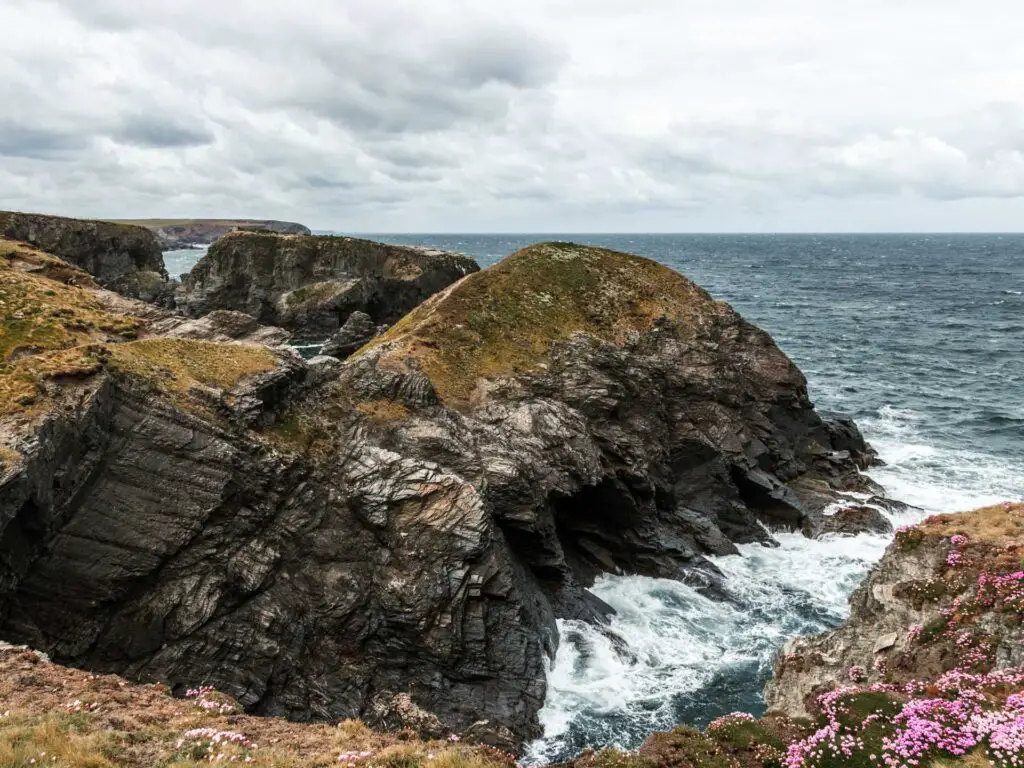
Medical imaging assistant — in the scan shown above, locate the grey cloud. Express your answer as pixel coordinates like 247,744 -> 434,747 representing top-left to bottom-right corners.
0,122 -> 87,159
3,0 -> 1024,231
112,115 -> 214,148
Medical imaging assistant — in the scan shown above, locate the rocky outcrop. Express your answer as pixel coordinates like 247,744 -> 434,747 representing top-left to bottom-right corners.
321,311 -> 386,359
0,211 -> 169,302
176,232 -> 479,337
120,218 -> 312,250
0,241 -> 897,744
766,502 -> 1024,719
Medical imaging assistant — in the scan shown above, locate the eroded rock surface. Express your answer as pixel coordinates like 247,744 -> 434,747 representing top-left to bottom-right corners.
176,232 -> 479,337
1,241 -> 898,744
0,212 -> 169,302
322,311 -> 386,359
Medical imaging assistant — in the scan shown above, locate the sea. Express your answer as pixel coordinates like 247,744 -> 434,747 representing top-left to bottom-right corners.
166,234 -> 1024,763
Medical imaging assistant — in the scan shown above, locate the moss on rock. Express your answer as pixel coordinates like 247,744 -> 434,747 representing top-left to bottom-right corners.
362,242 -> 726,404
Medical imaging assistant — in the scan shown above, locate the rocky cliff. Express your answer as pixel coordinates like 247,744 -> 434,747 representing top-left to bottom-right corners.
0,211 -> 168,302
1,240 -> 894,745
112,218 -> 312,249
766,501 -> 1024,718
176,232 -> 480,337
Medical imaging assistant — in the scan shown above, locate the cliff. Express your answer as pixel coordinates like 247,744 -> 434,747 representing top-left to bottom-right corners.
110,218 -> 312,249
0,211 -> 168,302
176,232 -> 480,337
1,240 -> 895,746
767,502 -> 1024,717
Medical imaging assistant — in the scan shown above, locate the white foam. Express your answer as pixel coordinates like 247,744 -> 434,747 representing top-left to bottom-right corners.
526,402 -> 1023,763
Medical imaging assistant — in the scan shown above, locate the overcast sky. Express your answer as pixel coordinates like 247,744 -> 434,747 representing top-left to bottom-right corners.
3,0 -> 1024,232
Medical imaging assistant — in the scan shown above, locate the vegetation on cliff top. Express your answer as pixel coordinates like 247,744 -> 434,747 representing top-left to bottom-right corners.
361,242 -> 725,403
0,644 -> 515,768
0,239 -> 141,362
0,245 -> 280,422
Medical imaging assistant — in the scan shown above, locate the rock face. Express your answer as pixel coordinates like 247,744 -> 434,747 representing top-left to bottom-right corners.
176,232 -> 479,337
0,211 -> 169,302
120,218 -> 312,250
321,311 -> 386,359
766,503 -> 1024,719
0,241 -> 896,744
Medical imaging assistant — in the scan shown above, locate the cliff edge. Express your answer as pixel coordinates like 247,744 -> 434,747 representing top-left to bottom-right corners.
0,211 -> 168,303
176,231 -> 479,337
1,240 -> 896,746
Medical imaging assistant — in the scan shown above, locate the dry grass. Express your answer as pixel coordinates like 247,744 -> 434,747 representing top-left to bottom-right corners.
0,646 -> 516,768
106,338 -> 278,395
356,400 -> 412,423
0,346 -> 104,416
932,749 -> 995,767
0,713 -> 119,767
0,238 -> 99,288
360,242 -> 723,404
0,250 -> 140,362
920,502 -> 1024,545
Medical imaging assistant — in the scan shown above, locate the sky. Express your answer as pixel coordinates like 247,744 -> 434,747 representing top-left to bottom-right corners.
3,0 -> 1024,232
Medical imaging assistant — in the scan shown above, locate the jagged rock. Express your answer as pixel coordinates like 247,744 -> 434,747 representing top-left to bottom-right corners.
0,211 -> 168,302
176,232 -> 479,337
367,692 -> 447,739
765,503 -> 1024,719
154,309 -> 292,347
304,355 -> 344,387
0,241 -> 900,745
321,311 -> 385,359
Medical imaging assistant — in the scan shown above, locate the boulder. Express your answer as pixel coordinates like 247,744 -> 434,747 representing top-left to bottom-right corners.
321,311 -> 385,359
0,211 -> 169,302
0,241 -> 898,745
176,232 -> 479,337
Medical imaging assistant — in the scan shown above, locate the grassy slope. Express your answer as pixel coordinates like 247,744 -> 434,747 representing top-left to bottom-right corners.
360,242 -> 725,403
0,645 -> 514,768
0,240 -> 278,423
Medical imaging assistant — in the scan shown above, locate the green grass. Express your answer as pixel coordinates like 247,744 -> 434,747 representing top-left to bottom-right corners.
360,242 -> 722,404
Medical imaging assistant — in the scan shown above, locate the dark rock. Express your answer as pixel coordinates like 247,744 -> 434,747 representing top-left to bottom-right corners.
0,211 -> 168,302
321,311 -> 385,359
0,241 -> 899,746
176,232 -> 479,337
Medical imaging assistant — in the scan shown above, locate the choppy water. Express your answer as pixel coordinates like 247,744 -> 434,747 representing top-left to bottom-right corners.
171,234 -> 1024,761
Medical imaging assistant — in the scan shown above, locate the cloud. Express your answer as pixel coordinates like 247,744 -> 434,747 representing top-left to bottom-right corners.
2,0 -> 1024,230
113,115 -> 214,149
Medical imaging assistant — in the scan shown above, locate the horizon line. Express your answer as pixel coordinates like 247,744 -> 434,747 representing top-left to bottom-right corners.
338,230 -> 1024,236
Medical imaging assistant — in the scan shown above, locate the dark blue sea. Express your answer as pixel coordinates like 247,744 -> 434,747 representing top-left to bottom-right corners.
169,234 -> 1024,761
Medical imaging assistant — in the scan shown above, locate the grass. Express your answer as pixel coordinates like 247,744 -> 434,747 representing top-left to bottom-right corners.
0,713 -> 119,767
0,239 -> 99,288
0,238 -> 281,422
0,646 -> 518,768
0,247 -> 141,363
356,400 -> 411,423
0,336 -> 277,421
359,242 -> 723,404
104,219 -> 299,229
0,347 -> 104,416
106,338 -> 278,396
920,502 -> 1024,545
282,280 -> 354,309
